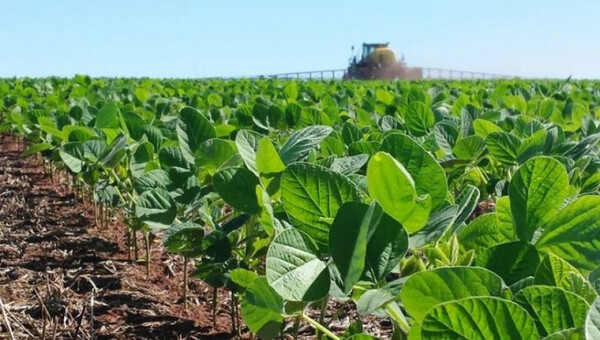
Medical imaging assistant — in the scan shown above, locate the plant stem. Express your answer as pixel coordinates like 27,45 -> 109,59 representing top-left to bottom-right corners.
230,291 -> 237,336
301,314 -> 340,340
182,256 -> 188,309
318,296 -> 329,339
144,232 -> 150,278
213,287 -> 218,328
292,316 -> 300,340
384,302 -> 410,334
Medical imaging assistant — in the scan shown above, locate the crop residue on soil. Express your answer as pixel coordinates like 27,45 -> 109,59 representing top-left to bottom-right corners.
0,135 -> 236,339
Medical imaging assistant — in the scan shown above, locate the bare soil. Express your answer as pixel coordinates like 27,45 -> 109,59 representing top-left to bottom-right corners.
0,135 -> 237,339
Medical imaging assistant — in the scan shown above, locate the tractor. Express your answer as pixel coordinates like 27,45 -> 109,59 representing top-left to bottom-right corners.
343,43 -> 422,80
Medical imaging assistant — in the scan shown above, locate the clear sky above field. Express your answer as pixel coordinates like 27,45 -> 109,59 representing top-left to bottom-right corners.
1,0 -> 599,79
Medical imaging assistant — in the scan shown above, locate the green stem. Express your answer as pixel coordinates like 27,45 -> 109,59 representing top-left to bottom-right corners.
301,314 -> 340,340
384,302 -> 410,334
183,256 -> 188,309
144,232 -> 150,277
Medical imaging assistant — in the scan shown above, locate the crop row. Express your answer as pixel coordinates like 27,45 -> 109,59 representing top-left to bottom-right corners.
1,77 -> 600,339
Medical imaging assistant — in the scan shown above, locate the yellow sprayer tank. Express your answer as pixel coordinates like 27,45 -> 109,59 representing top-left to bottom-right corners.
367,47 -> 397,65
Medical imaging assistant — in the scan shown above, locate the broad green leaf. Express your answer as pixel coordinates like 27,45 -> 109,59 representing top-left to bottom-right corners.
514,285 -> 589,336
235,129 -> 263,175
163,221 -> 204,257
241,277 -> 284,340
97,132 -> 128,168
420,297 -> 539,339
453,135 -> 486,159
281,163 -> 361,249
452,184 -> 480,227
95,102 -> 120,129
534,253 -> 597,303
22,142 -> 52,157
231,268 -> 258,289
585,298 -> 600,339
159,146 -> 190,169
536,196 -> 600,271
458,213 -> 515,252
133,169 -> 170,194
279,125 -> 333,164
433,121 -> 458,155
213,167 -> 261,215
330,154 -> 369,175
195,138 -> 237,175
486,131 -> 521,165
365,206 -> 408,281
367,152 -> 431,233
330,202 -> 380,293
379,133 -> 447,210
401,266 -> 505,323
405,102 -> 434,137
473,118 -> 502,137
477,241 -> 541,285
135,188 -> 177,229
59,142 -> 85,173
266,229 -> 330,302
284,82 -> 298,101
131,141 -> 155,177
256,137 -> 286,197
177,106 -> 216,164
543,327 -> 585,339
509,157 -> 569,242
356,289 -> 395,315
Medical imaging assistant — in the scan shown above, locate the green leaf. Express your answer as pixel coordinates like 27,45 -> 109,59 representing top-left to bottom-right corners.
514,286 -> 589,336
329,202 -> 379,293
195,138 -> 237,175
213,167 -> 261,215
284,82 -> 298,101
256,137 -> 286,197
585,298 -> 600,339
177,106 -> 216,164
135,188 -> 177,229
330,154 -> 369,175
279,125 -> 333,164
453,135 -> 486,159
476,241 -> 541,285
458,213 -> 515,253
379,133 -> 447,210
159,146 -> 190,169
281,163 -> 361,249
365,206 -> 409,281
235,129 -> 263,175
95,102 -> 120,129
163,221 -> 204,257
473,119 -> 502,137
486,131 -> 522,165
536,196 -> 600,272
433,121 -> 458,155
22,142 -> 52,157
231,268 -> 259,289
356,289 -> 395,315
420,297 -> 539,339
509,157 -> 569,242
543,328 -> 585,340
266,229 -> 330,302
405,102 -> 434,137
534,253 -> 597,304
59,142 -> 85,173
401,266 -> 506,323
367,152 -> 431,233
241,277 -> 284,340
452,184 -> 480,227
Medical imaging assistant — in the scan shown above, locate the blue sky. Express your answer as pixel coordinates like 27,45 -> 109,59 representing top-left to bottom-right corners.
1,0 -> 599,79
